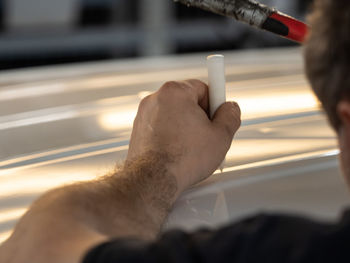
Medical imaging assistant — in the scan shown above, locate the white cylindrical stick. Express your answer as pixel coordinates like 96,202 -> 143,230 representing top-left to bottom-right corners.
207,54 -> 226,119
207,54 -> 227,172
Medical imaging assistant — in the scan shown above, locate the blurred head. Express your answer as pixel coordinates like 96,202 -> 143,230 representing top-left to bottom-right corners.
305,0 -> 350,183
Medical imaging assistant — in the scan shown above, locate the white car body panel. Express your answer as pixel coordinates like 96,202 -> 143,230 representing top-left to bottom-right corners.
0,47 -> 349,243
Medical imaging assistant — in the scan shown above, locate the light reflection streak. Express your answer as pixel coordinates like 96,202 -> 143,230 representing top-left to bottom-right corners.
0,208 -> 27,225
213,149 -> 339,176
225,139 -> 336,162
226,74 -> 306,91
98,87 -> 319,132
98,108 -> 137,131
0,95 -> 139,131
0,137 -> 128,168
230,91 -> 318,119
0,110 -> 79,130
0,171 -> 98,198
0,64 -> 301,101
0,83 -> 66,101
0,231 -> 12,245
0,78 -> 314,132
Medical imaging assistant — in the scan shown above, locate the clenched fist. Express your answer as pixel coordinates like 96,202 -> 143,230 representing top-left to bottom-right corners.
127,79 -> 241,195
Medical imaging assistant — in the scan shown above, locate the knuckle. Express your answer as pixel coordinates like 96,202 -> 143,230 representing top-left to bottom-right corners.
139,94 -> 152,109
159,81 -> 178,95
157,81 -> 187,102
185,79 -> 205,87
160,81 -> 181,92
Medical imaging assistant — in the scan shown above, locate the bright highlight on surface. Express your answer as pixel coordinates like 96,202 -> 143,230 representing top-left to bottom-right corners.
0,231 -> 12,245
98,108 -> 137,131
0,208 -> 27,224
229,91 -> 319,120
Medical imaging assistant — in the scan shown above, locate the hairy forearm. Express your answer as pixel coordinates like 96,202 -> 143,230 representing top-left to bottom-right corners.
0,152 -> 178,263
72,151 -> 178,238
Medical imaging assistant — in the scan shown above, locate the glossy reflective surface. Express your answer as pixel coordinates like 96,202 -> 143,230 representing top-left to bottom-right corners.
0,48 -> 349,243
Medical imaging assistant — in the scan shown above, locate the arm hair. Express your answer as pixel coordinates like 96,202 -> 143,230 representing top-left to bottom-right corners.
0,151 -> 178,263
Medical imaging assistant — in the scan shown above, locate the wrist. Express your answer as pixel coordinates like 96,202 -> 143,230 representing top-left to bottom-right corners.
121,151 -> 180,226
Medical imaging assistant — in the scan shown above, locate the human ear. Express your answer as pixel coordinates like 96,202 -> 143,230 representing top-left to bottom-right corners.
336,101 -> 350,186
337,100 -> 350,130
336,101 -> 350,153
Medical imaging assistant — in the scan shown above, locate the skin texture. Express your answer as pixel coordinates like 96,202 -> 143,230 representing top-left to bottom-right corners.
0,79 -> 241,263
337,101 -> 350,187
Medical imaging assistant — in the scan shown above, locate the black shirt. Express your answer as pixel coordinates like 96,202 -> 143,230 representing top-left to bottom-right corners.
83,211 -> 350,263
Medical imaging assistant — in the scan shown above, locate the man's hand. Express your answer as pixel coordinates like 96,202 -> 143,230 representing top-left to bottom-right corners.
127,79 -> 241,194
0,79 -> 241,263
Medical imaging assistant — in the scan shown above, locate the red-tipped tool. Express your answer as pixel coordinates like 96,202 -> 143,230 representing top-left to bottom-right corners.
174,0 -> 309,43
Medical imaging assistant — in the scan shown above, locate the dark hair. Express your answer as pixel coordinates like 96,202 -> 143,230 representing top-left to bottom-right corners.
304,0 -> 350,131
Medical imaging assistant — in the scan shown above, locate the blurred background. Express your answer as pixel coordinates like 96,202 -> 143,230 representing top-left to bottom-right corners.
0,0 -> 313,70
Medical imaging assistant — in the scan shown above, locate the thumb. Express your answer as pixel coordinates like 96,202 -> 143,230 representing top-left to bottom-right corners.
212,101 -> 241,141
